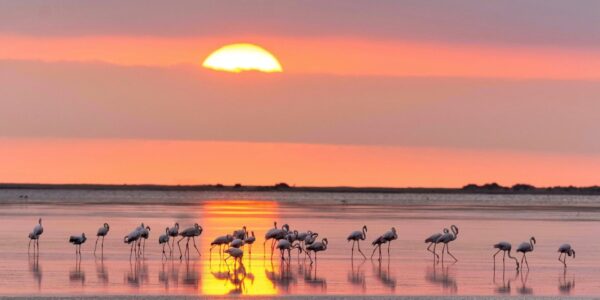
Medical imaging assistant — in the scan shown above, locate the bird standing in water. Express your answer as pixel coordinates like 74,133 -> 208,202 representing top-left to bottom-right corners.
437,225 -> 459,262
425,228 -> 449,260
28,218 -> 44,253
69,233 -> 87,256
516,237 -> 536,270
347,225 -> 368,259
94,223 -> 110,255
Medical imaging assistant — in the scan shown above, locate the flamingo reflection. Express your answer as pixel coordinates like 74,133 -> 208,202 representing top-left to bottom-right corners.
374,259 -> 397,291
559,270 -> 575,295
493,265 -> 518,295
95,256 -> 109,285
264,260 -> 296,293
125,260 -> 149,288
517,269 -> 533,295
69,258 -> 85,286
182,259 -> 200,288
348,260 -> 366,291
303,263 -> 327,292
425,263 -> 457,293
28,253 -> 42,290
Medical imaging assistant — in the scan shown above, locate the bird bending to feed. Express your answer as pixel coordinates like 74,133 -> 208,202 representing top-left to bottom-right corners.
69,233 -> 87,255
517,237 -> 536,270
94,223 -> 110,255
159,227 -> 171,259
425,228 -> 449,260
167,223 -> 179,255
306,238 -> 328,265
558,243 -> 575,268
437,225 -> 459,262
370,235 -> 387,261
244,231 -> 256,254
28,218 -> 44,253
493,241 -> 519,270
124,227 -> 143,259
347,225 -> 368,259
210,234 -> 234,260
177,223 -> 203,260
224,247 -> 244,266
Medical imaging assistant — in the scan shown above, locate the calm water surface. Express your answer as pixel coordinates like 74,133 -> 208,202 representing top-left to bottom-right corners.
0,189 -> 599,296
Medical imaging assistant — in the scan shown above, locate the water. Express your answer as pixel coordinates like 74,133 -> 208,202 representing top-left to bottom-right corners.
0,189 -> 598,296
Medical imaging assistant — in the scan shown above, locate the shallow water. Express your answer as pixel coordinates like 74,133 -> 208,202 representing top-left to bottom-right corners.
0,189 -> 599,296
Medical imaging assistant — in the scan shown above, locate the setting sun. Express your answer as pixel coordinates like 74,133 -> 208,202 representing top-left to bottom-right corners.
202,43 -> 283,73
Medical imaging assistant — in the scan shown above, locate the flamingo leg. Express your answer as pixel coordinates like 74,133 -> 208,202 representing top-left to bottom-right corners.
351,240 -> 355,258
387,241 -> 391,256
357,240 -> 366,259
427,242 -> 440,259
507,250 -> 519,270
378,244 -> 382,261
370,245 -> 378,259
177,236 -> 185,259
94,236 -> 99,254
192,237 -> 201,256
441,244 -> 446,262
492,249 -> 502,268
101,236 -> 105,252
433,242 -> 440,262
446,243 -> 458,262
28,239 -> 32,252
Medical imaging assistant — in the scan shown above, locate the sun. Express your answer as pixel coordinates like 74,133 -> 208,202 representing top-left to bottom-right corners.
202,43 -> 283,73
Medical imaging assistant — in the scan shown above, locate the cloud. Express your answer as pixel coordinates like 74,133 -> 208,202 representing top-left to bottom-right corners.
1,59 -> 599,154
1,1 -> 599,48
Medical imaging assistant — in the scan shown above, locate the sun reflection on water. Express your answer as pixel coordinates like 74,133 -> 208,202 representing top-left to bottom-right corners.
201,200 -> 279,295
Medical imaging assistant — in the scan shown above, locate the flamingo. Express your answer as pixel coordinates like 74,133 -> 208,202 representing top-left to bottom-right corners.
28,218 -> 44,253
94,223 -> 110,255
437,225 -> 459,262
69,233 -> 87,256
230,238 -> 244,248
347,225 -> 368,259
159,227 -> 171,259
224,247 -> 244,267
264,222 -> 289,257
177,223 -> 203,260
167,223 -> 179,255
243,231 -> 256,254
277,236 -> 302,263
516,236 -> 536,270
370,236 -> 387,261
425,228 -> 449,260
558,243 -> 575,268
382,227 -> 398,256
124,228 -> 142,259
139,225 -> 151,256
210,234 -> 233,260
233,226 -> 247,240
306,238 -> 328,265
493,241 -> 519,270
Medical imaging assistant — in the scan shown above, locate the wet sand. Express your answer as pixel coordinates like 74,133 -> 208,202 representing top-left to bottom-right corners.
0,190 -> 599,297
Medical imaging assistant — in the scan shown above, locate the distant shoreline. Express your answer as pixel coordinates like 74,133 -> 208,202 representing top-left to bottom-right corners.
0,182 -> 599,195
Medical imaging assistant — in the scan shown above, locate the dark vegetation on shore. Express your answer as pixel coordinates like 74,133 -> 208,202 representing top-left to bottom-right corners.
0,182 -> 600,195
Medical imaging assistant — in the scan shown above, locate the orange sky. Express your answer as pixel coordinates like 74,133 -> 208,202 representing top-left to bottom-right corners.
1,138 -> 599,187
2,35 -> 600,79
2,2 -> 600,187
